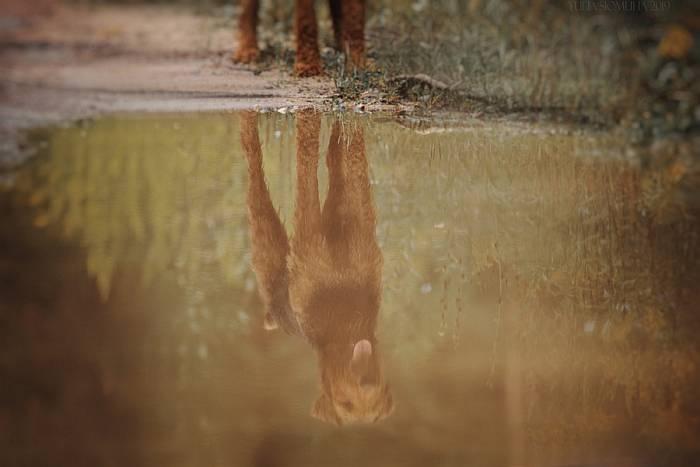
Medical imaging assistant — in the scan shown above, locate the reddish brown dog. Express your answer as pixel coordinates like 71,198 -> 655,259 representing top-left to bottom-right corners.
241,111 -> 393,425
233,0 -> 366,76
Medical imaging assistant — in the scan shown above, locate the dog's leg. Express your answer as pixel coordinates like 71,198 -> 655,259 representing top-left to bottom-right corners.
343,123 -> 370,220
321,120 -> 345,238
322,121 -> 374,233
241,112 -> 288,330
341,122 -> 377,242
329,0 -> 343,51
342,0 -> 366,70
292,110 -> 322,248
294,0 -> 323,76
233,0 -> 260,63
323,120 -> 381,275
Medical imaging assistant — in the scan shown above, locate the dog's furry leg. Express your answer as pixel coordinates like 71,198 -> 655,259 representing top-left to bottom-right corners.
241,112 -> 289,330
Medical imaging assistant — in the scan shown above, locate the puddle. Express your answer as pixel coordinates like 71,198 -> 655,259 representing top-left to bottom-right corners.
1,111 -> 699,466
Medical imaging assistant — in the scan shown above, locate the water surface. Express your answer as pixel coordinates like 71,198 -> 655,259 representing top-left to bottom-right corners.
1,111 -> 699,467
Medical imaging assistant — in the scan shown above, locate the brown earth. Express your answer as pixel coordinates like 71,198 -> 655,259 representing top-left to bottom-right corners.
0,3 -> 338,167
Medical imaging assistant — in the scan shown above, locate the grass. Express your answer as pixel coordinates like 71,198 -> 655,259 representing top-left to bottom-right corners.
233,0 -> 698,140
66,0 -> 699,140
365,1 -> 698,136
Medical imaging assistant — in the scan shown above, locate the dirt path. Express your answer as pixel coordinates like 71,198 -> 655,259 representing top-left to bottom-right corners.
0,4 -> 336,167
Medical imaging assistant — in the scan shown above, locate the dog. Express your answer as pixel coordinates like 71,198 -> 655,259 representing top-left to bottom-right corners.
233,0 -> 366,76
241,110 -> 393,425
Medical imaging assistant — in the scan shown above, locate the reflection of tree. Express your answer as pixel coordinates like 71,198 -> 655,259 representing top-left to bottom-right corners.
367,123 -> 700,459
21,115 -> 268,300
11,113 -> 310,466
365,122 -> 698,326
11,114 -> 700,463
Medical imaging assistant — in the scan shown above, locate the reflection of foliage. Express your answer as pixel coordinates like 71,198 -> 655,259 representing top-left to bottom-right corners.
21,115 -> 260,300
366,120 -> 698,318
12,113 -> 700,464
367,121 -> 700,459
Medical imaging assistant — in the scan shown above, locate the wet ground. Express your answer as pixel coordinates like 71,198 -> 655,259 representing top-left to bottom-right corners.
0,4 -> 338,170
1,110 -> 699,466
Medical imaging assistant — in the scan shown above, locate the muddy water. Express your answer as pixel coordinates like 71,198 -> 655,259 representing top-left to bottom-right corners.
1,112 -> 699,467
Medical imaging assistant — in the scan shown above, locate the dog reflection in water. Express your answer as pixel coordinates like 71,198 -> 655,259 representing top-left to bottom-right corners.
241,111 -> 393,425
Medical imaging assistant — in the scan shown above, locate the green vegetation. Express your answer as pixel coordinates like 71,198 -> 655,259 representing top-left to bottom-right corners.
63,0 -> 698,139
229,0 -> 699,139
363,1 -> 697,139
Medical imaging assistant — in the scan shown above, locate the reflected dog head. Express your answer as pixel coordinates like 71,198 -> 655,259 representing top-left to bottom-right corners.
242,111 -> 393,425
312,339 -> 394,425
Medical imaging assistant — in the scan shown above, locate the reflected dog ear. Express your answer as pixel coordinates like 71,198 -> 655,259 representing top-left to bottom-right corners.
380,390 -> 395,421
311,394 -> 342,425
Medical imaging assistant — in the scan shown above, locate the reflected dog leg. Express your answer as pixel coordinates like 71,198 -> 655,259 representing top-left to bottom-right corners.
321,120 -> 345,239
342,122 -> 376,240
241,112 -> 289,330
287,111 -> 322,317
292,110 -> 322,250
322,121 -> 378,259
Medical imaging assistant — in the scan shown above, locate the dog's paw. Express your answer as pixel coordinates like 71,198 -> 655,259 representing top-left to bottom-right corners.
263,312 -> 279,331
294,61 -> 324,77
233,46 -> 260,64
